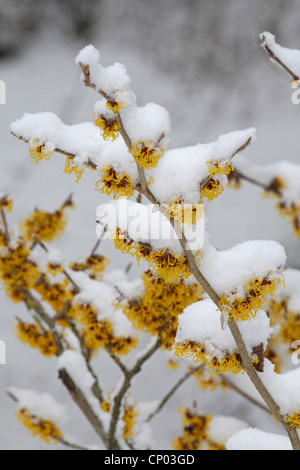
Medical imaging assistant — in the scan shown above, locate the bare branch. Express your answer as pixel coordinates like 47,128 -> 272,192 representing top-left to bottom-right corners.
147,365 -> 204,422
261,34 -> 299,82
58,368 -> 111,448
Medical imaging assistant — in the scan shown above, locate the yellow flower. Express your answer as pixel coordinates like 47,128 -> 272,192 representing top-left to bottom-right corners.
286,412 -> 300,429
0,195 -> 13,213
122,270 -> 203,349
29,139 -> 54,163
122,402 -> 139,441
16,409 -> 62,444
106,100 -> 124,114
70,254 -> 109,281
64,156 -> 84,183
20,204 -> 73,243
101,398 -> 111,413
148,249 -> 191,282
113,229 -> 191,281
207,160 -> 234,177
74,302 -> 137,356
219,272 -> 285,321
172,408 -> 212,450
15,322 -> 58,357
0,240 -> 41,302
34,274 -> 74,313
47,263 -> 63,277
167,359 -> 180,370
174,340 -> 243,376
94,114 -> 119,141
95,165 -> 135,199
280,311 -> 300,349
167,199 -> 204,226
201,178 -> 225,201
130,141 -> 164,169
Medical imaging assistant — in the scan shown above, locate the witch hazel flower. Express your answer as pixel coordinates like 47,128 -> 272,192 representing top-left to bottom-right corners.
174,299 -> 272,376
199,240 -> 286,321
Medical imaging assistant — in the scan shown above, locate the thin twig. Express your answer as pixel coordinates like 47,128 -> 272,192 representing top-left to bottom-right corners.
147,365 -> 204,422
261,34 -> 299,82
107,339 -> 160,450
32,234 -> 80,293
56,437 -> 89,451
221,376 -> 271,415
58,368 -> 112,448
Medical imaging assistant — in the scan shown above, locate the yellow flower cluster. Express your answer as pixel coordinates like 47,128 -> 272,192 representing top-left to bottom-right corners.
201,178 -> 225,201
0,240 -> 41,302
166,199 -> 204,226
16,322 -> 58,357
0,195 -> 12,213
106,100 -> 124,114
286,412 -> 300,429
122,270 -> 203,349
276,201 -> 300,240
47,263 -> 64,277
34,274 -> 74,313
264,336 -> 283,373
69,253 -> 110,281
174,340 -> 243,376
100,398 -> 111,413
172,409 -> 213,450
16,409 -> 62,444
113,229 -> 190,282
130,141 -> 164,169
263,177 -> 300,241
28,139 -> 54,163
122,402 -> 139,441
207,160 -> 234,177
265,296 -> 299,369
94,114 -> 119,141
95,165 -> 135,199
219,272 -> 285,321
74,302 -> 137,356
20,203 -> 74,243
64,156 -> 84,183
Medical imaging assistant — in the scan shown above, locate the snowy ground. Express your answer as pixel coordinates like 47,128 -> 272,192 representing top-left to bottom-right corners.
1,31 -> 300,449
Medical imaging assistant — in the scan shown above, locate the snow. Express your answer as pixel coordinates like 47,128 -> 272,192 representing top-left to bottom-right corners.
96,198 -> 205,256
175,299 -> 272,357
208,415 -> 248,445
226,427 -> 292,450
47,247 -> 63,266
71,270 -> 136,338
76,45 -> 135,108
199,240 -> 286,298
277,269 -> 300,312
149,128 -> 256,204
8,387 -> 68,429
121,102 -> 171,148
261,32 -> 300,79
10,112 -> 137,180
259,359 -> 300,416
57,350 -> 110,430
